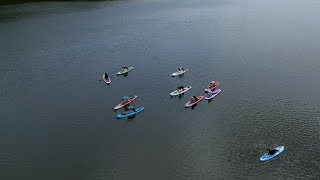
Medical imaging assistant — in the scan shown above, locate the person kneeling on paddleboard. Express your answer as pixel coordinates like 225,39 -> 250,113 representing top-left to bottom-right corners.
266,148 -> 279,155
178,86 -> 184,92
105,73 -> 109,79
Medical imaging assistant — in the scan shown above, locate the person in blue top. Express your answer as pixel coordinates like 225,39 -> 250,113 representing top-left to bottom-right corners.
207,89 -> 213,96
122,96 -> 129,104
267,148 -> 279,155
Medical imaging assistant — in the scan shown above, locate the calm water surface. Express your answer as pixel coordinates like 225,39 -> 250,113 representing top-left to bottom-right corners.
1,0 -> 320,179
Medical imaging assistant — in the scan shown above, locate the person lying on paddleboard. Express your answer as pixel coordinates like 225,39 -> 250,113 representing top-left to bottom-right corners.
190,96 -> 198,103
178,86 -> 184,92
266,148 -> 279,155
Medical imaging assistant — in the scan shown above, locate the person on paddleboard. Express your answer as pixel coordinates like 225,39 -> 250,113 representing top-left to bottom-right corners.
210,81 -> 216,89
122,96 -> 129,104
178,86 -> 184,92
122,66 -> 129,70
127,106 -> 136,112
104,73 -> 109,79
190,96 -> 198,103
266,148 -> 279,155
207,90 -> 213,96
178,67 -> 184,72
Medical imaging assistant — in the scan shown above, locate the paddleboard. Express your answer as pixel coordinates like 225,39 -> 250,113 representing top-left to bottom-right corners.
170,86 -> 192,96
113,95 -> 138,110
103,74 -> 111,85
260,146 -> 285,162
172,69 -> 188,77
116,107 -> 144,119
185,96 -> 204,107
117,67 -> 134,75
205,81 -> 220,92
205,89 -> 221,100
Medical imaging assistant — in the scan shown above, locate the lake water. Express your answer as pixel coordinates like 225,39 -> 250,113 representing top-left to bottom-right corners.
1,0 -> 320,179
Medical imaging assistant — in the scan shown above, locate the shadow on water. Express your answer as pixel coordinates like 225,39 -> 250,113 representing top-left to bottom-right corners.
127,114 -> 136,121
178,74 -> 185,80
178,94 -> 185,99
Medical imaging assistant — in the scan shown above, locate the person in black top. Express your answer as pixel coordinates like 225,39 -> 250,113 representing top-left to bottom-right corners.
267,148 -> 279,155
104,73 -> 109,79
190,96 -> 198,103
178,86 -> 184,92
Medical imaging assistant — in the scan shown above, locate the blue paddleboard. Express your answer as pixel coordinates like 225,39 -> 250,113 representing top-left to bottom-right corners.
260,146 -> 285,162
116,107 -> 144,119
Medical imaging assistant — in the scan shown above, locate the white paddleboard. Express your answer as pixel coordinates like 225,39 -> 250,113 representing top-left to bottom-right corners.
170,86 -> 192,96
172,69 -> 188,77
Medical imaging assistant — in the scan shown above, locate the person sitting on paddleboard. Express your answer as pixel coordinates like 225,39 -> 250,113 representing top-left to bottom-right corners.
178,67 -> 184,72
207,90 -> 213,96
266,148 -> 279,155
122,96 -> 129,104
122,66 -> 129,70
178,86 -> 184,92
210,81 -> 216,89
104,73 -> 109,79
127,106 -> 136,112
190,96 -> 198,103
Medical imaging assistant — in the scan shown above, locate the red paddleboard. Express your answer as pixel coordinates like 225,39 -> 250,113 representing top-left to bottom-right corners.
185,96 -> 204,108
205,81 -> 219,92
113,95 -> 138,110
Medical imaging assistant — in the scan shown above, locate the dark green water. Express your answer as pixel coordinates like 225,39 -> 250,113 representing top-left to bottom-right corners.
1,0 -> 320,179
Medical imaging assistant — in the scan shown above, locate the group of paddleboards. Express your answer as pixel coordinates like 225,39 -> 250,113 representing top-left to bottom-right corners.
102,66 -> 145,119
104,66 -> 285,161
102,66 -> 134,85
171,67 -> 284,161
113,95 -> 144,119
170,67 -> 221,108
